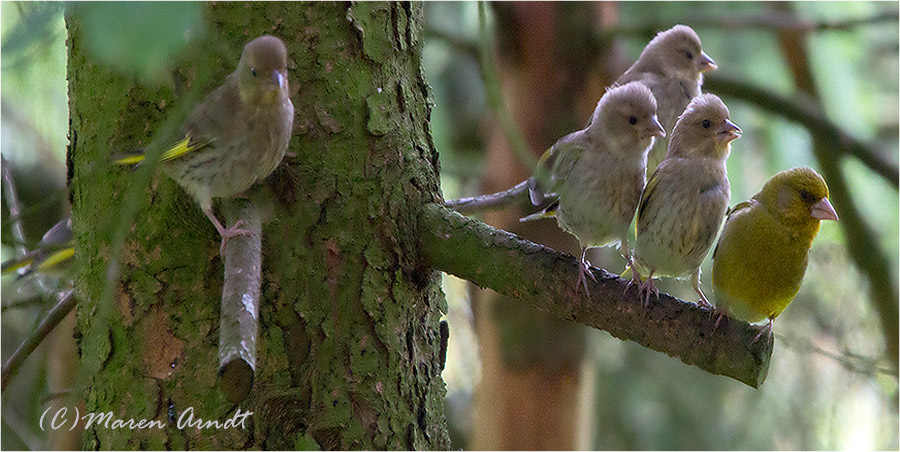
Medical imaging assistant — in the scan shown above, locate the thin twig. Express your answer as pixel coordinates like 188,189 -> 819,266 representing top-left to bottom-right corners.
444,180 -> 530,214
40,388 -> 74,404
2,154 -> 29,256
595,10 -> 899,43
1,295 -> 45,313
477,2 -> 538,172
0,188 -> 66,232
775,332 -> 895,377
1,289 -> 76,393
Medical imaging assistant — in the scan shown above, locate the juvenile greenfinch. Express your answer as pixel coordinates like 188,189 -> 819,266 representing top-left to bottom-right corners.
522,81 -> 665,295
712,167 -> 838,339
616,25 -> 717,171
631,94 -> 741,307
114,35 -> 294,253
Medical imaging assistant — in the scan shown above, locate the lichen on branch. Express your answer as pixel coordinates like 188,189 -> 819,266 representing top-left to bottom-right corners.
419,203 -> 773,388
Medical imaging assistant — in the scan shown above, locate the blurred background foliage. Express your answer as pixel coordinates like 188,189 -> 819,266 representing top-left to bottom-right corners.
0,1 -> 897,450
425,1 -> 897,450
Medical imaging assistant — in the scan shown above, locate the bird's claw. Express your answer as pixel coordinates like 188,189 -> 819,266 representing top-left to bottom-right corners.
639,280 -> 659,308
623,268 -> 642,296
750,319 -> 774,345
575,261 -> 595,297
218,220 -> 253,255
712,309 -> 726,332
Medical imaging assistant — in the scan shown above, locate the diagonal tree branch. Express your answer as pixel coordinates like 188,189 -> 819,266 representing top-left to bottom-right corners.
419,203 -> 773,387
1,289 -> 76,393
704,73 -> 898,189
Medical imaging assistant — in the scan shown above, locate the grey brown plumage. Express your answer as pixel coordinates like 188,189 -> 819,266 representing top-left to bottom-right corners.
631,94 -> 740,306
523,81 -> 665,295
616,25 -> 716,171
115,35 -> 294,252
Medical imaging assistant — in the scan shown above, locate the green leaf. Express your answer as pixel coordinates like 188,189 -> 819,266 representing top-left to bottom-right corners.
72,2 -> 205,81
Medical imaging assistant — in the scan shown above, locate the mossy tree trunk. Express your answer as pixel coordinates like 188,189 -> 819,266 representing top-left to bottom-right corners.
68,2 -> 450,449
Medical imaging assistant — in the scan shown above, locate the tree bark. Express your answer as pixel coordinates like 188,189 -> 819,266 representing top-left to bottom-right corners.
68,3 -> 450,449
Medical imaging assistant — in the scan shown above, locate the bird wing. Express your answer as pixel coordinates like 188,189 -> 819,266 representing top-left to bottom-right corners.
712,199 -> 754,260
635,163 -> 664,235
528,135 -> 584,203
112,77 -> 239,166
111,132 -> 215,166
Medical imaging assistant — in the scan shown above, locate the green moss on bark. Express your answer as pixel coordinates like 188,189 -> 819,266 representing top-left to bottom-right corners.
70,2 -> 449,449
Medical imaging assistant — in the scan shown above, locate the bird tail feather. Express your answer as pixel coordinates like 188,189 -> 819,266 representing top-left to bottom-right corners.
519,206 -> 557,223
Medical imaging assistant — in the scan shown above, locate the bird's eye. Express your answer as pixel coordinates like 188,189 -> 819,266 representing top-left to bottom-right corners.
251,68 -> 257,77
800,189 -> 815,202
628,116 -> 637,125
701,119 -> 711,129
685,51 -> 693,60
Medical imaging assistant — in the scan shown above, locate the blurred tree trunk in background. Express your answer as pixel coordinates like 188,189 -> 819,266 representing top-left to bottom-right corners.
68,3 -> 449,449
472,3 -> 627,449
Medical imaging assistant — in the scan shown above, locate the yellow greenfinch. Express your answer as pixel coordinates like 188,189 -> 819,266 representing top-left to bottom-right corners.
616,25 -> 717,171
712,167 -> 838,339
114,35 -> 294,253
522,81 -> 665,295
631,93 -> 741,307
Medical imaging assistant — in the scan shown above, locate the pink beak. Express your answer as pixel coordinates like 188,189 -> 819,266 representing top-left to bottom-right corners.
811,197 -> 838,221
646,115 -> 666,138
716,118 -> 742,144
699,51 -> 717,72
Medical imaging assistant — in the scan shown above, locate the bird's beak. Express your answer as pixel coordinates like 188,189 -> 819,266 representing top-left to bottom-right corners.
716,119 -> 742,144
810,197 -> 839,221
273,70 -> 287,91
698,51 -> 717,72
645,115 -> 666,138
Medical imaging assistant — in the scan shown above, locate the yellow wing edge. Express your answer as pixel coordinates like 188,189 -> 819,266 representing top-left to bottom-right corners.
38,247 -> 75,271
112,135 -> 213,166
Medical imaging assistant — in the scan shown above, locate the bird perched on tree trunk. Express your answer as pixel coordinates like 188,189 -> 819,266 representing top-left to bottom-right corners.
114,35 -> 294,254
521,81 -> 665,296
630,93 -> 741,307
616,25 -> 717,172
712,167 -> 838,341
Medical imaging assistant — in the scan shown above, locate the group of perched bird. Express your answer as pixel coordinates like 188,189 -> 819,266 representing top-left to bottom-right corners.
4,27 -> 838,343
509,25 -> 838,339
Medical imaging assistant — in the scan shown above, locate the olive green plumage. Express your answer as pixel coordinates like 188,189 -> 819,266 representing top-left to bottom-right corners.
712,167 -> 838,333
